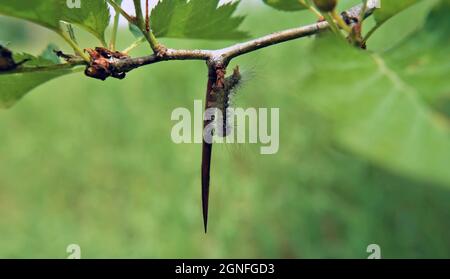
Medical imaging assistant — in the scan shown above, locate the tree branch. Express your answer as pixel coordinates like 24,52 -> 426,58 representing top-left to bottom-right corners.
217,1 -> 377,61
113,49 -> 214,72
217,20 -> 329,61
106,2 -> 378,76
2,2 -> 379,79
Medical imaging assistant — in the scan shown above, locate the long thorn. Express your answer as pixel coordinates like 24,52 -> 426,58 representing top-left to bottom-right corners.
201,67 -> 217,234
201,141 -> 212,233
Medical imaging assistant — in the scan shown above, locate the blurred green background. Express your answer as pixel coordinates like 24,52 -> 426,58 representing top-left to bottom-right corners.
0,0 -> 449,258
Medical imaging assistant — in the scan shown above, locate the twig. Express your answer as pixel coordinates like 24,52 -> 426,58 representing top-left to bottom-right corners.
110,2 -> 378,74
113,48 -> 213,72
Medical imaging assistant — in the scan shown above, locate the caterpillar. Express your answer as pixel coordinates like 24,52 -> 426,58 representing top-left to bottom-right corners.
211,66 -> 242,138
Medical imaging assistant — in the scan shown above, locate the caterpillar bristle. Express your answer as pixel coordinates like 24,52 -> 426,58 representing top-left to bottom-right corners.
212,66 -> 243,138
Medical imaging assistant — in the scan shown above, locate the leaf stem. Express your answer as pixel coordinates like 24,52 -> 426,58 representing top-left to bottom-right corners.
359,0 -> 369,21
122,37 -> 146,54
58,31 -> 90,62
363,23 -> 380,44
110,4 -> 121,50
331,10 -> 352,34
322,13 -> 342,36
298,0 -> 323,18
106,0 -> 135,23
133,0 -> 159,52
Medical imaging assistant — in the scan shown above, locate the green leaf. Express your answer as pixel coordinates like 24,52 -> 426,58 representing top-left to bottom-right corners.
367,0 -> 440,51
299,10 -> 450,188
151,0 -> 249,40
262,0 -> 308,11
385,1 -> 450,113
0,0 -> 61,30
0,0 -> 110,43
60,0 -> 110,44
0,45 -> 78,109
374,0 -> 422,26
0,70 -> 74,109
128,22 -> 143,39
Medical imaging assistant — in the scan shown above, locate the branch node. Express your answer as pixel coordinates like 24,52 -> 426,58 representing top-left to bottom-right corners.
84,47 -> 130,81
155,44 -> 168,58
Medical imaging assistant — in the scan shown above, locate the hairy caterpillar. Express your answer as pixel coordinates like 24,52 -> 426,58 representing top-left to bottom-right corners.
210,66 -> 242,138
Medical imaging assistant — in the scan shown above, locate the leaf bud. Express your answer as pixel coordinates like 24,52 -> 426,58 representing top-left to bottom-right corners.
313,0 -> 338,12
